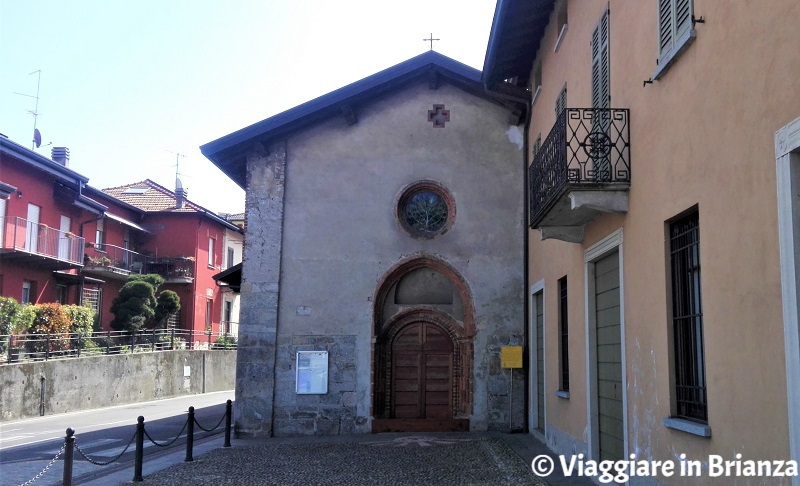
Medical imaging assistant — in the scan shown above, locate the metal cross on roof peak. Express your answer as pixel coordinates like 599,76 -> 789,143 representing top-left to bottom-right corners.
423,33 -> 440,50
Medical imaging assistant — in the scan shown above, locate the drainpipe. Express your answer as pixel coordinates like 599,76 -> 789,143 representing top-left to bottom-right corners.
484,79 -> 532,433
78,213 -> 104,240
39,374 -> 46,416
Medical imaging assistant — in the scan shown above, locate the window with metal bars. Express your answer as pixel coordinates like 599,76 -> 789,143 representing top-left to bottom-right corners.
81,286 -> 101,327
669,210 -> 707,422
555,84 -> 567,118
558,276 -> 570,392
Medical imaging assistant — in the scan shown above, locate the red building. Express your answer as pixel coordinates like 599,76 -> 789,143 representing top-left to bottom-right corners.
101,179 -> 243,336
0,135 -> 243,337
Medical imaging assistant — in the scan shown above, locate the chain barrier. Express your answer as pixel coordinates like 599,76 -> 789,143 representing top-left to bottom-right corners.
17,443 -> 65,486
143,417 -> 189,447
193,410 -> 227,432
16,400 -> 232,486
74,429 -> 138,466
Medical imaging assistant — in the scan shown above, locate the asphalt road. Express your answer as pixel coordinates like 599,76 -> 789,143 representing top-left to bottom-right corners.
0,390 -> 234,485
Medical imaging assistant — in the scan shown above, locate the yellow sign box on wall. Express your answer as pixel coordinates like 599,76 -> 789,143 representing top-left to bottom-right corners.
501,346 -> 523,369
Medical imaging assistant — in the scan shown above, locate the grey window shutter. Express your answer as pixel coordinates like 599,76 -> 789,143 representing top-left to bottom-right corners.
591,8 -> 610,110
659,0 -> 693,64
658,0 -> 673,62
591,8 -> 611,180
675,0 -> 693,43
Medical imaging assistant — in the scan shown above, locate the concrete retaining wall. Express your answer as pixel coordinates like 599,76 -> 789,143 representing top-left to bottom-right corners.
0,350 -> 236,421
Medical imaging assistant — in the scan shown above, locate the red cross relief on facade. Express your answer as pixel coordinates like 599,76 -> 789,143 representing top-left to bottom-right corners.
427,104 -> 450,128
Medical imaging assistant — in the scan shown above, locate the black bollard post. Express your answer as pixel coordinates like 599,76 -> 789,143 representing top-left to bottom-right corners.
224,400 -> 232,447
62,428 -> 75,486
185,407 -> 195,462
133,416 -> 144,482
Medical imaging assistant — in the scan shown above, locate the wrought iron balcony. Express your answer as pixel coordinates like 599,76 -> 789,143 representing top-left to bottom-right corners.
84,244 -> 193,283
529,108 -> 630,242
84,243 -> 147,280
143,256 -> 194,283
0,217 -> 85,268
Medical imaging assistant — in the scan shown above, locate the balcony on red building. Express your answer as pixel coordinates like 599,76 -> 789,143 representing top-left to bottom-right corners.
0,216 -> 85,269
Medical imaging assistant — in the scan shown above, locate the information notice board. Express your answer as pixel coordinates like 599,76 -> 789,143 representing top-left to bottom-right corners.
295,351 -> 328,394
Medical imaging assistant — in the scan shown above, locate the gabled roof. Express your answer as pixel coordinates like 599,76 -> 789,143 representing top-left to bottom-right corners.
103,179 -> 200,213
201,51 -> 524,188
102,179 -> 241,231
483,0 -> 556,87
1,135 -> 107,214
0,135 -> 91,184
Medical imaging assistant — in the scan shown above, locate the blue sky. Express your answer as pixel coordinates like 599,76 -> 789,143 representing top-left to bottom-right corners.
0,1 -> 496,214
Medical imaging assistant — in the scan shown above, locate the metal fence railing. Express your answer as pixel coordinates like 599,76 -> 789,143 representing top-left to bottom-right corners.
1,328 -> 237,365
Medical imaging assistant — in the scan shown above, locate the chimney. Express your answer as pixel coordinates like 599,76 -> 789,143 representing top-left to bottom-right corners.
52,147 -> 70,167
175,178 -> 187,209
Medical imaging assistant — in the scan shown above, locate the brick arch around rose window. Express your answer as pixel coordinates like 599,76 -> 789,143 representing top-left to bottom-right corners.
372,255 -> 474,425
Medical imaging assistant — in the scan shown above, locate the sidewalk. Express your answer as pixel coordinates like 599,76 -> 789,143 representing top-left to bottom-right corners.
125,432 -> 591,486
5,431 -> 594,485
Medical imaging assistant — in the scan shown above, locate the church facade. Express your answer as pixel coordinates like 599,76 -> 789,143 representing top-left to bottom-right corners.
202,52 -> 528,436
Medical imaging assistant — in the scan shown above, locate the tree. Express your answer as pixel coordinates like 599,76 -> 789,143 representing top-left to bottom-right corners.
109,274 -> 180,332
155,290 -> 181,327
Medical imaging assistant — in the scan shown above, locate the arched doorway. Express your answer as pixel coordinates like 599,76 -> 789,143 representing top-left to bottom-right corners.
372,256 -> 474,432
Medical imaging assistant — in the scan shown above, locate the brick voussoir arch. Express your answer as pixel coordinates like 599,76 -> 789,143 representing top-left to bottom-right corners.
373,254 -> 475,338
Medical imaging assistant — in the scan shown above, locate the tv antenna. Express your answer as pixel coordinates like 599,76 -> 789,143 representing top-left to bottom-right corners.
14,70 -> 42,150
166,150 -> 187,180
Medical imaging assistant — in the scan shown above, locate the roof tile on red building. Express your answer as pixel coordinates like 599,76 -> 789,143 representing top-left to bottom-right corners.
102,179 -> 201,213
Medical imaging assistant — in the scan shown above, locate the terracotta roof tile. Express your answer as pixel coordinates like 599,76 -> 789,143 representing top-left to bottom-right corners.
101,179 -> 202,213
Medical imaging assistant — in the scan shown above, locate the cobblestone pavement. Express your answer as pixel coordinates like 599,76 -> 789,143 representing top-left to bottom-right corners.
141,433 -> 549,486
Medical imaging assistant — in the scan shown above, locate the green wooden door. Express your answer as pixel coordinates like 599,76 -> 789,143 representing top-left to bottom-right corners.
595,251 -> 623,461
536,291 -> 545,433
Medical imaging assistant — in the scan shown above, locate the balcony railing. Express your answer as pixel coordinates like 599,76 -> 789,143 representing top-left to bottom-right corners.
143,256 -> 194,283
84,244 -> 194,282
0,217 -> 85,265
529,108 -> 630,228
84,243 -> 146,278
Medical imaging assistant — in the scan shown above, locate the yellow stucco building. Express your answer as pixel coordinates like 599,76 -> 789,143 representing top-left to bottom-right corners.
484,0 -> 800,483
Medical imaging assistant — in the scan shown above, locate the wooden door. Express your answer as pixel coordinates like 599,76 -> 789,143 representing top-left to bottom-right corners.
595,250 -> 623,461
391,322 -> 453,419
